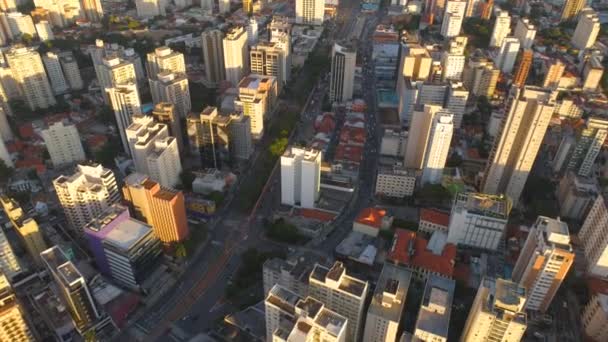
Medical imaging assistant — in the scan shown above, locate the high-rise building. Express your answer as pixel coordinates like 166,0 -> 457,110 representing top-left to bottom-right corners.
263,251 -> 330,298
404,105 -> 442,169
561,0 -> 585,22
446,81 -> 468,128
40,246 -> 103,333
201,29 -> 226,86
42,51 -> 69,94
482,87 -> 555,205
0,0 -> 16,11
572,8 -> 600,50
446,192 -> 511,250
542,59 -> 566,89
496,37 -> 520,73
489,10 -> 511,48
146,46 -> 185,79
399,43 -> 432,81
229,112 -> 253,161
556,171 -> 597,221
512,216 -> 574,312
461,278 -> 527,342
35,20 -> 53,41
122,173 -> 189,243
440,0 -> 466,38
512,49 -> 533,88
582,293 -> 608,342
441,42 -> 466,81
246,17 -> 258,45
81,0 -> 103,22
97,56 -> 137,103
363,264 -> 412,342
250,41 -> 291,88
0,196 -> 47,267
0,272 -> 34,342
152,102 -> 184,153
0,229 -> 21,281
578,194 -> 608,278
462,57 -> 500,97
33,0 -> 83,27
0,12 -> 36,39
309,261 -> 369,342
41,120 -> 86,166
421,112 -> 454,185
219,0 -> 230,14
187,106 -> 232,168
135,0 -> 165,18
106,83 -> 142,154
223,26 -> 249,86
235,74 -> 277,139
5,45 -> 56,110
295,0 -> 324,25
582,56 -> 604,92
59,52 -> 83,90
281,146 -> 322,209
566,117 -> 608,177
91,40 -> 145,87
200,0 -> 213,13
413,275 -> 455,342
329,42 -> 356,103
53,163 -> 120,235
514,18 -> 536,49
149,71 -> 191,118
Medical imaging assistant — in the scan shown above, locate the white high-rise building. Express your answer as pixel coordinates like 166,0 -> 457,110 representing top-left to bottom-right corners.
0,12 -> 36,39
421,112 -> 454,185
446,81 -> 469,128
440,0 -> 466,38
81,0 -> 104,22
329,43 -> 357,103
567,116 -> 608,177
149,72 -> 191,118
280,146 -> 322,209
512,216 -> 574,312
5,45 -> 56,110
363,264 -> 412,342
33,0 -> 83,27
59,52 -> 83,90
201,29 -> 225,86
461,278 -> 527,342
219,0 -> 230,13
496,37 -> 520,73
483,86 -> 555,205
0,134 -> 11,168
296,0 -> 324,25
413,275 -> 455,342
578,194 -> 608,279
96,56 -> 137,103
106,84 -> 142,154
441,52 -> 465,81
514,18 -> 536,49
309,261 -> 369,342
42,51 -> 70,95
53,163 -> 120,235
146,46 -> 185,79
135,0 -> 165,18
235,74 -> 277,139
229,113 -> 253,161
250,40 -> 291,87
447,192 -> 511,250
404,104 -> 441,169
90,40 -> 145,85
572,8 -> 600,50
41,121 -> 86,166
0,228 -> 22,280
223,26 -> 249,87
247,17 -> 259,45
35,20 -> 53,41
489,10 -> 511,48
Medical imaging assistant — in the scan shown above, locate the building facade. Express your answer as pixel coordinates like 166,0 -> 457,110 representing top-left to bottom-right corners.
40,121 -> 86,166
280,147 -> 322,209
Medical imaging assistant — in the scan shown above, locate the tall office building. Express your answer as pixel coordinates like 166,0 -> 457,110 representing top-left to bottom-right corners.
572,8 -> 600,50
281,146 -> 322,209
135,0 -> 165,18
512,49 -> 533,88
250,41 -> 291,87
512,216 -> 574,312
229,112 -> 253,161
309,261 -> 369,342
223,26 -> 249,87
53,163 -> 120,235
446,81 -> 469,128
149,71 -> 191,118
5,45 -> 56,110
59,52 -> 83,90
447,192 -> 511,250
461,278 -> 527,342
41,120 -> 86,166
329,43 -> 356,103
578,194 -> 608,279
295,0 -> 324,25
187,106 -> 232,169
462,56 -> 499,97
146,46 -> 185,79
96,56 -> 137,103
0,196 -> 46,267
363,264 -> 412,342
42,51 -> 69,94
489,10 -> 511,48
404,105 -> 441,169
421,112 -> 454,185
482,87 -> 555,205
81,0 -> 103,21
246,17 -> 258,45
413,275 -> 455,342
106,83 -> 142,154
235,74 -> 277,139
152,102 -> 184,153
514,18 -> 536,49
122,173 -> 189,243
582,293 -> 608,342
566,117 -> 608,177
0,273 -> 34,342
201,29 -> 226,86
40,246 -> 101,332
496,37 -> 520,73
0,12 -> 36,38
440,0 -> 466,38
561,0 -> 585,22
542,59 -> 566,89
399,43 -> 432,81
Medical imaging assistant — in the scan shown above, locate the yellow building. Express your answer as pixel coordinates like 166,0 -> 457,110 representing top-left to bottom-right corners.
0,197 -> 47,266
0,273 -> 35,341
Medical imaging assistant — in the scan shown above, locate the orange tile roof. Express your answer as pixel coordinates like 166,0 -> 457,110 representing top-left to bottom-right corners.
355,207 -> 386,229
419,208 -> 450,227
298,208 -> 336,222
388,228 -> 456,277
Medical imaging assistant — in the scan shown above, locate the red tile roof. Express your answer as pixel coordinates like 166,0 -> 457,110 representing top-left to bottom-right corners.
388,229 -> 456,277
298,208 -> 336,222
314,113 -> 336,134
355,207 -> 386,229
419,208 -> 450,227
587,276 -> 608,296
334,144 -> 363,164
18,124 -> 34,139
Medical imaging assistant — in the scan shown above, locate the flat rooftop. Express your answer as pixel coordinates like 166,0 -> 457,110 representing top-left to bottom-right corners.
266,285 -> 299,316
415,275 -> 455,340
57,262 -> 83,287
314,308 -> 346,337
368,264 -> 412,323
310,262 -> 367,298
455,192 -> 511,219
103,218 -> 153,251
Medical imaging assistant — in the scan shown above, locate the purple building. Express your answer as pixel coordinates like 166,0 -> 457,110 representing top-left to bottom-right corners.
84,204 -> 130,276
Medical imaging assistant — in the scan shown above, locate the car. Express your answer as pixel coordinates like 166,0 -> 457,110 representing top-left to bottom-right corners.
533,332 -> 545,339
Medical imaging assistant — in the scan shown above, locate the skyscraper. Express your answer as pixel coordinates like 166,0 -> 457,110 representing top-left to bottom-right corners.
223,26 -> 249,86
295,0 -> 324,25
446,81 -> 469,128
40,120 -> 86,166
106,83 -> 142,154
229,112 -> 253,161
0,229 -> 21,281
571,8 -> 600,50
404,104 -> 442,169
462,57 -> 500,97
482,86 -> 555,205
59,52 -> 84,90
96,56 -> 137,103
542,59 -> 565,89
201,29 -> 226,86
495,37 -> 520,73
440,0 -> 466,38
5,45 -> 56,110
149,71 -> 191,118
0,196 -> 47,267
579,194 -> 608,279
152,102 -> 184,153
53,163 -> 120,235
489,10 -> 511,48
512,49 -> 533,88
513,18 -> 536,49
0,272 -> 34,342
187,106 -> 232,169
42,51 -> 69,94
566,117 -> 608,177
280,146 -> 322,209
561,0 -> 585,22
235,74 -> 278,139
421,112 -> 454,185
146,46 -> 185,79
135,0 -> 165,18
329,42 -> 356,103
512,216 -> 574,312
413,275 -> 455,342
582,293 -> 608,342
81,0 -> 103,22
250,40 -> 291,88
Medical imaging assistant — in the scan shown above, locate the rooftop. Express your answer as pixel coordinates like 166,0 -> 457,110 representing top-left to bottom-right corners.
314,308 -> 347,337
103,218 -> 154,251
266,285 -> 299,316
415,275 -> 455,340
310,262 -> 367,298
388,229 -> 456,278
535,216 -> 572,249
355,207 -> 387,229
368,263 -> 412,323
419,208 -> 450,227
454,192 -> 511,219
283,146 -> 321,162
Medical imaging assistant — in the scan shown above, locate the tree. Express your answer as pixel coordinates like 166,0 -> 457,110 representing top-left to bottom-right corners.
0,160 -> 14,183
20,33 -> 33,45
269,137 -> 288,157
94,140 -> 122,167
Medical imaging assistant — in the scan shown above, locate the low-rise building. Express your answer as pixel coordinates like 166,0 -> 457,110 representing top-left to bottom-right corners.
375,165 -> 416,198
418,208 -> 450,234
353,207 -> 392,237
